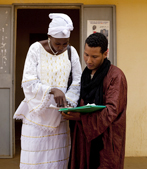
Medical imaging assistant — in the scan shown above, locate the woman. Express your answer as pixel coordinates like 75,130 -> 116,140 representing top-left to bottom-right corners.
13,13 -> 82,169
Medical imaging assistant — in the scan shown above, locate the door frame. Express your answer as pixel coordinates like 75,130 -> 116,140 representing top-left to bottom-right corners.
12,3 -> 83,158
11,3 -> 116,158
81,5 -> 116,70
13,3 -> 83,62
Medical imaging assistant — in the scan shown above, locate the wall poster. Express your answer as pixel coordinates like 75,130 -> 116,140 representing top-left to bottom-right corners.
87,20 -> 110,58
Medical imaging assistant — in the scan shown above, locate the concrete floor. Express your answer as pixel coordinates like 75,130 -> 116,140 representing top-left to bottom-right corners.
0,144 -> 20,169
0,148 -> 147,169
124,157 -> 147,169
0,122 -> 147,169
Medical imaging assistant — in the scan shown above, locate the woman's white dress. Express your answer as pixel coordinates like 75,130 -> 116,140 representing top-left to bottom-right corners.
13,42 -> 82,169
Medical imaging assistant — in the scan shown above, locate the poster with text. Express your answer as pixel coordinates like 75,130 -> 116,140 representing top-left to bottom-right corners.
87,20 -> 110,58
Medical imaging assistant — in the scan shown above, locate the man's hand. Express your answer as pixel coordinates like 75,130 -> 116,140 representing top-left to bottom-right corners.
50,88 -> 67,107
61,111 -> 81,121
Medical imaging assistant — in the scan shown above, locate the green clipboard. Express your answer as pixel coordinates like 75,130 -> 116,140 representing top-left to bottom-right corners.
59,105 -> 106,114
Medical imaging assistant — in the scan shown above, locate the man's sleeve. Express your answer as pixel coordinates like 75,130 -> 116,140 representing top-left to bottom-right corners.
81,73 -> 127,142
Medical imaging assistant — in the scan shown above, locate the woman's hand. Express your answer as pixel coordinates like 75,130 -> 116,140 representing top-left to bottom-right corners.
50,88 -> 67,107
61,111 -> 81,121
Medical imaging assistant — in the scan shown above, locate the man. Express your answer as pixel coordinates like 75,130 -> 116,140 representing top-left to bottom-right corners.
62,33 -> 127,169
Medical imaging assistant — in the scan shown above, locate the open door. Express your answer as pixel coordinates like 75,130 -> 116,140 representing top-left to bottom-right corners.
15,4 -> 81,159
0,5 -> 14,158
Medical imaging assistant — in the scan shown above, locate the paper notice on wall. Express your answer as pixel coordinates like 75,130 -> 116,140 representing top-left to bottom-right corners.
87,20 -> 110,58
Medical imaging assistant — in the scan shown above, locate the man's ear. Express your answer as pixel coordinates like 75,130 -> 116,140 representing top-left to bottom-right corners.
103,50 -> 108,58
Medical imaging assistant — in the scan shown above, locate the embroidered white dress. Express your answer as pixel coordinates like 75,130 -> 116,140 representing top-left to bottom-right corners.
13,42 -> 82,169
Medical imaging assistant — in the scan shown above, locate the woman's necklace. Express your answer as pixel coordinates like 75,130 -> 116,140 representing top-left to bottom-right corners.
48,38 -> 58,56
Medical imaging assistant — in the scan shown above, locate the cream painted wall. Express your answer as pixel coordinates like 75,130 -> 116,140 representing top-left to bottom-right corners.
1,0 -> 147,157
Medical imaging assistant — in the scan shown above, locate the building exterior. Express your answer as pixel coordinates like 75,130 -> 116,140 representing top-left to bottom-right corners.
0,0 -> 147,158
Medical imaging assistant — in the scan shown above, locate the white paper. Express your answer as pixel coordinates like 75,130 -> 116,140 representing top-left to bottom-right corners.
49,104 -> 62,110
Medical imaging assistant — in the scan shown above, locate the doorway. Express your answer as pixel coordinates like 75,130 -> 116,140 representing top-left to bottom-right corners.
15,7 -> 80,155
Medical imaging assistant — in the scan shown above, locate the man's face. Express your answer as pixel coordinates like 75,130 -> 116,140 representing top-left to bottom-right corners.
84,43 -> 107,74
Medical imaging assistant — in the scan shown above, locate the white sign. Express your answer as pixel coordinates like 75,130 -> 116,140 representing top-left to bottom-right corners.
87,20 -> 110,57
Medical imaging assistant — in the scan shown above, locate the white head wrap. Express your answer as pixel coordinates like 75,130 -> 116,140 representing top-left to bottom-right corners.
47,13 -> 74,38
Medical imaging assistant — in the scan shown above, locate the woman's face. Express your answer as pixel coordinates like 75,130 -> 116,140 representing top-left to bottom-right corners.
50,36 -> 70,54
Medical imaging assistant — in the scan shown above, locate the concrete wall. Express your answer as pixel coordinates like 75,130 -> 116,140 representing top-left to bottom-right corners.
1,0 -> 147,157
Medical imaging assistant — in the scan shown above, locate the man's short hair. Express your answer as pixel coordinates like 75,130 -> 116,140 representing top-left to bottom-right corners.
85,33 -> 108,54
